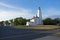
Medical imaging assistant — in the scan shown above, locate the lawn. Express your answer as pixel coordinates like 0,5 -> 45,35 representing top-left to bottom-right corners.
14,25 -> 60,30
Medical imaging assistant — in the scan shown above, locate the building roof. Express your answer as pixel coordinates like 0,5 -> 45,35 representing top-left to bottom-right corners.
32,15 -> 39,19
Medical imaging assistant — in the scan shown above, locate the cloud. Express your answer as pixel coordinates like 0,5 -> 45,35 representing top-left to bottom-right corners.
0,2 -> 16,8
0,2 -> 60,21
0,9 -> 34,21
0,2 -> 24,10
0,2 -> 34,21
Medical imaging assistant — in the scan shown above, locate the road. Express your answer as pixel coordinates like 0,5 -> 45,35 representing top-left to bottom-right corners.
33,36 -> 60,40
0,26 -> 60,40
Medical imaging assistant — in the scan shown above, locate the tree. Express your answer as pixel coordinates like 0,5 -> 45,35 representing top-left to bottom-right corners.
5,21 -> 10,25
43,18 -> 60,25
13,17 -> 27,25
43,18 -> 52,25
9,19 -> 14,23
26,19 -> 30,22
53,18 -> 60,25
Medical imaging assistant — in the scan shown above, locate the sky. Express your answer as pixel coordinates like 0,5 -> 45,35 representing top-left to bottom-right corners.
0,0 -> 60,21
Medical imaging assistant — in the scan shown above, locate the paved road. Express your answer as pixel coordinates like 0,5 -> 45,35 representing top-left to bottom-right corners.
33,36 -> 60,40
0,26 -> 59,40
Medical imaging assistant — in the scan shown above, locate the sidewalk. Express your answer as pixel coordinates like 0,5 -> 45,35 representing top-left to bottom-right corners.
33,36 -> 60,40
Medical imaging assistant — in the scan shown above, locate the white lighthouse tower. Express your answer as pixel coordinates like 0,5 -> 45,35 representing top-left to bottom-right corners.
26,7 -> 43,26
37,7 -> 42,25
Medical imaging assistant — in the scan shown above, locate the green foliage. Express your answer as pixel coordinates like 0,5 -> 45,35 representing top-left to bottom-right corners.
26,19 -> 30,22
9,19 -> 13,23
13,17 -> 27,25
43,18 -> 60,25
43,18 -> 52,25
5,21 -> 10,25
4,17 -> 60,26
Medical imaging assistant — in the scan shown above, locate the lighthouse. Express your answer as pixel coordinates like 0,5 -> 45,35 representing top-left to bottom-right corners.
37,7 -> 40,17
37,7 -> 42,25
26,7 -> 43,26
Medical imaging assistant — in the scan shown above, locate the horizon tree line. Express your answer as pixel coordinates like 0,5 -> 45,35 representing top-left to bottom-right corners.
0,17 -> 60,26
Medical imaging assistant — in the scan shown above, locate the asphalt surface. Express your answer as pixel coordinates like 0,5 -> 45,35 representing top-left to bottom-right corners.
0,26 -> 59,40
34,36 -> 60,40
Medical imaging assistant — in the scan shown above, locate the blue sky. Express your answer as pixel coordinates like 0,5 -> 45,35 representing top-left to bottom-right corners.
0,0 -> 60,21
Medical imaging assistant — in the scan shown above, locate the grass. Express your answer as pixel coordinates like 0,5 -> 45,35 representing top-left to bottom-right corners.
13,25 -> 60,30
28,25 -> 60,30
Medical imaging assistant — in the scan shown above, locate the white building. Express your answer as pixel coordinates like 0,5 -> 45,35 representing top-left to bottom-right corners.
26,7 -> 43,26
